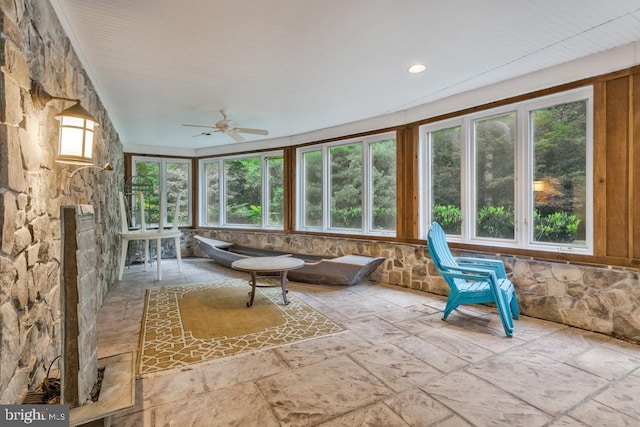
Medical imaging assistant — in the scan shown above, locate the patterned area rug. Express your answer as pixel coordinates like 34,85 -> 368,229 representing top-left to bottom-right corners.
137,279 -> 343,375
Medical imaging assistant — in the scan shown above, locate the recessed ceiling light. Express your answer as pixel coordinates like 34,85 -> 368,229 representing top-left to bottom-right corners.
408,64 -> 426,74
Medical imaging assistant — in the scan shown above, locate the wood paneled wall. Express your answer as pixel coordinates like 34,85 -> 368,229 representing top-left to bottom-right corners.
633,72 -> 640,261
593,67 -> 640,265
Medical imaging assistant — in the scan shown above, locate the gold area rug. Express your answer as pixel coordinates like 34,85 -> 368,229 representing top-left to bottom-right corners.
137,279 -> 343,375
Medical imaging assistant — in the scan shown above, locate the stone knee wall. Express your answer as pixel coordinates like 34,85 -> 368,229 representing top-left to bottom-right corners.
190,230 -> 640,343
0,2 -> 122,403
511,259 -> 639,343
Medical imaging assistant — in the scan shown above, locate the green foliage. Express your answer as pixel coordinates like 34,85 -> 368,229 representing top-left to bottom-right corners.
267,156 -> 284,226
207,205 -> 220,225
433,203 -> 581,244
331,206 -> 362,229
204,155 -> 285,227
248,204 -> 262,223
371,139 -> 396,230
533,100 -> 587,240
534,211 -> 580,243
204,162 -> 220,224
226,203 -> 259,225
533,101 -> 586,178
224,157 -> 262,225
372,206 -> 396,230
432,205 -> 462,234
135,161 -> 161,224
475,114 -> 516,210
330,144 -> 363,229
431,127 -> 461,208
303,150 -> 323,226
477,205 -> 514,238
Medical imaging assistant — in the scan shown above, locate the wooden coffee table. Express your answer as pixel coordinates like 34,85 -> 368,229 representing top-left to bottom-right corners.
232,256 -> 305,306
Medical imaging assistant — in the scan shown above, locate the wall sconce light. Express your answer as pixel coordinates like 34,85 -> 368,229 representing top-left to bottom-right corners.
31,80 -> 100,166
533,180 -> 545,192
65,162 -> 114,198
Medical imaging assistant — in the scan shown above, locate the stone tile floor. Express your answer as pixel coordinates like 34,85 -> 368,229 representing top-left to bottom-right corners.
101,258 -> 640,426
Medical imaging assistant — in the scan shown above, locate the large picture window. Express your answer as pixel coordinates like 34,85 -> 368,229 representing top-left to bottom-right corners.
200,152 -> 284,229
297,132 -> 396,236
420,88 -> 592,253
131,157 -> 192,227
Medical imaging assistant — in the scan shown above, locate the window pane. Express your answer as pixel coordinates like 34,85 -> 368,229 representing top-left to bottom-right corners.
267,155 -> 284,227
166,162 -> 189,225
134,161 -> 160,225
303,150 -> 323,227
330,144 -> 362,229
371,139 -> 396,231
430,127 -> 461,234
532,100 -> 587,244
204,162 -> 220,225
475,113 -> 515,239
224,157 -> 261,225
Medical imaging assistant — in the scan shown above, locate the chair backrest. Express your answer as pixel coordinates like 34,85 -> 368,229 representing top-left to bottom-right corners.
170,193 -> 182,230
138,192 -> 147,231
159,193 -> 182,230
119,191 -> 147,233
427,222 -> 462,290
427,222 -> 459,271
119,191 -> 129,233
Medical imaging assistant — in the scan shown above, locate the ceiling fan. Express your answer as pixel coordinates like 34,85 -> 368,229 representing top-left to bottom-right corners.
182,110 -> 269,142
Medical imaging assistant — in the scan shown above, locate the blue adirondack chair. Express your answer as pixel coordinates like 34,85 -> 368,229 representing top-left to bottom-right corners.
427,222 -> 520,337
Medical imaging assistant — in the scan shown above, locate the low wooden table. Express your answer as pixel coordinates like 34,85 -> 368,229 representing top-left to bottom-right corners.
232,256 -> 305,306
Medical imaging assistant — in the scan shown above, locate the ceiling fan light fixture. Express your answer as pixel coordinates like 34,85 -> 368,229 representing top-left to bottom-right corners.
408,63 -> 426,74
182,110 -> 269,142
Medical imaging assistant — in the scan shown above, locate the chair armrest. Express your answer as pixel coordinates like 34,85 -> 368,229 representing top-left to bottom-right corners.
439,269 -> 496,284
454,257 -> 507,278
440,263 -> 496,279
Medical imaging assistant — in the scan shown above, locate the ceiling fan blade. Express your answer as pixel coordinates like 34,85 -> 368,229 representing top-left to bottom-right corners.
182,124 -> 216,129
229,132 -> 246,143
234,127 -> 269,136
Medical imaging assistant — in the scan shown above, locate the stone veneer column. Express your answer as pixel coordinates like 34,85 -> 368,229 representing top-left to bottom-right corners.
61,205 -> 98,407
0,1 -> 122,404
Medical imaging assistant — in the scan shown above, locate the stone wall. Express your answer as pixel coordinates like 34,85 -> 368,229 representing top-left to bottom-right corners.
190,230 -> 640,343
0,2 -> 122,403
60,205 -> 98,407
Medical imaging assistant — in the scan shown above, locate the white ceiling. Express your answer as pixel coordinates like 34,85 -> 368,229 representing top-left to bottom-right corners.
49,0 -> 640,155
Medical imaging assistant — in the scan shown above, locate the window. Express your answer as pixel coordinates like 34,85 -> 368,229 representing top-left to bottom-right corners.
474,112 -> 516,240
267,155 -> 284,227
370,138 -> 396,231
530,99 -> 589,246
132,157 -> 192,227
224,157 -> 262,225
427,122 -> 462,235
297,132 -> 396,236
330,143 -> 363,229
202,161 -> 220,226
199,152 -> 284,229
420,88 -> 592,253
302,150 -> 322,227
